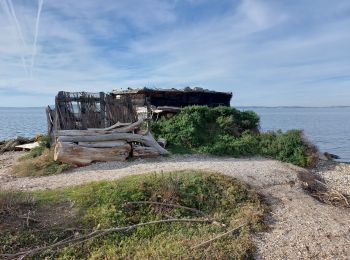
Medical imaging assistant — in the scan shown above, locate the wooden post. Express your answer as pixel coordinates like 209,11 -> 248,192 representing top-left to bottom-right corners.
100,92 -> 106,128
81,95 -> 87,130
45,106 -> 55,145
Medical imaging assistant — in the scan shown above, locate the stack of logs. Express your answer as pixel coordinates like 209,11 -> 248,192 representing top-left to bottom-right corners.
54,119 -> 169,166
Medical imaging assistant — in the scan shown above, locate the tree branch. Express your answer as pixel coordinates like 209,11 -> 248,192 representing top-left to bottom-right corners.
126,201 -> 212,221
2,218 -> 211,259
191,223 -> 247,249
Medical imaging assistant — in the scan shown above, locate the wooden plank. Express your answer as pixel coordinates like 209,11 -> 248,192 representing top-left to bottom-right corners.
99,92 -> 106,128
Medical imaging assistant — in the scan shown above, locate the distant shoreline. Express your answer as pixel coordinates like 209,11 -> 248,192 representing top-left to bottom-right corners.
1,106 -> 350,109
238,106 -> 350,109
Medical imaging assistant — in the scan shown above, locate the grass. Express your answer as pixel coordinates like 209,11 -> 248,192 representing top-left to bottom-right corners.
0,171 -> 268,259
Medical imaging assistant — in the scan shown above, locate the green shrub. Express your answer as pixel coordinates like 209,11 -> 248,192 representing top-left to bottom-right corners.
259,130 -> 312,167
199,132 -> 259,157
152,106 -> 315,167
152,106 -> 260,148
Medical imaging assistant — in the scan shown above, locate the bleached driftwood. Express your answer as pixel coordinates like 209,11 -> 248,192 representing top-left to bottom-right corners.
57,132 -> 169,155
78,140 -> 127,148
15,142 -> 40,151
58,119 -> 145,136
133,146 -> 160,158
97,121 -> 131,131
54,117 -> 168,166
54,142 -> 131,166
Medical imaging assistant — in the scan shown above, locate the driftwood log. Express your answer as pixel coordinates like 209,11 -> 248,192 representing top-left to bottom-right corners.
58,119 -> 145,136
54,142 -> 131,166
57,132 -> 168,155
54,118 -> 169,166
78,140 -> 127,148
133,146 -> 160,158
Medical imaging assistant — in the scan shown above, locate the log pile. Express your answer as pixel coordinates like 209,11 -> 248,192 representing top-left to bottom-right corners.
54,119 -> 169,166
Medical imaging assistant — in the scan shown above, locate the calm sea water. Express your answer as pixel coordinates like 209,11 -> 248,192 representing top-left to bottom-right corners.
241,107 -> 350,162
0,107 -> 47,140
0,107 -> 349,162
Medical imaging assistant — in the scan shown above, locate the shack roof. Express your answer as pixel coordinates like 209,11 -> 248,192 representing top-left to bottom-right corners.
112,87 -> 232,96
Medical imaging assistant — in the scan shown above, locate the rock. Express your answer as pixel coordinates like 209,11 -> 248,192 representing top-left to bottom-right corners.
317,152 -> 329,161
324,152 -> 340,160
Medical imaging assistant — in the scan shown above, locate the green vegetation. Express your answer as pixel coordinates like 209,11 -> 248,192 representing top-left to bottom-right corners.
0,171 -> 267,259
13,135 -> 72,177
152,106 -> 315,167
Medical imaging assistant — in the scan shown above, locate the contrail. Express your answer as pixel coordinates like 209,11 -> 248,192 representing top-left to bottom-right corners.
2,0 -> 29,74
30,0 -> 44,76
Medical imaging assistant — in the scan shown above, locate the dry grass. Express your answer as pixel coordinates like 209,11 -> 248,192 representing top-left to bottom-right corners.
0,190 -> 34,215
13,149 -> 72,177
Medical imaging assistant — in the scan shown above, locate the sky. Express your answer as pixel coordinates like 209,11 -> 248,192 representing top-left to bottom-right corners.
0,0 -> 349,107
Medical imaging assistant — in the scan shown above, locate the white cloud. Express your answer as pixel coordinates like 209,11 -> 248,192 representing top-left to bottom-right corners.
0,0 -> 349,106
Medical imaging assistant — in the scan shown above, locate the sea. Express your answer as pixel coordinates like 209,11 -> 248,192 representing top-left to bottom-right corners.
1,106 -> 349,162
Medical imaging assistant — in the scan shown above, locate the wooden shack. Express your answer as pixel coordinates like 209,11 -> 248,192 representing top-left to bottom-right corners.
47,87 -> 232,165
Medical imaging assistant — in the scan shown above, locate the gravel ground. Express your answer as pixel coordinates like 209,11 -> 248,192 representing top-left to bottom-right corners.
0,151 -> 24,183
1,152 -> 349,259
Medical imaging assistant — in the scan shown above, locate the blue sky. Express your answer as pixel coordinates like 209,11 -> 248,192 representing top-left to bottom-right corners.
0,0 -> 349,107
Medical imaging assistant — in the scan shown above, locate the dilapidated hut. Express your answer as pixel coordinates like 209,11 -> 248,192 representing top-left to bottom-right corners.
47,87 -> 232,165
47,87 -> 232,136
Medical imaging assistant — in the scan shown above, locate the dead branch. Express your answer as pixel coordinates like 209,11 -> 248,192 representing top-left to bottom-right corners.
191,223 -> 247,249
126,201 -> 212,221
99,121 -> 131,131
2,218 -> 211,259
314,179 -> 349,207
18,215 -> 40,224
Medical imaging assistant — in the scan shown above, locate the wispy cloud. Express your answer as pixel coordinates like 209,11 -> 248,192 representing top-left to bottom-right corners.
0,0 -> 349,106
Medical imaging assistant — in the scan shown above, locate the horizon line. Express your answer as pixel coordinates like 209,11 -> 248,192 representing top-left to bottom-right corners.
1,105 -> 350,109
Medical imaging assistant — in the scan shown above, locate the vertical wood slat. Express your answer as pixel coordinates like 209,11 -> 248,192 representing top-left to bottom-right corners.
51,92 -> 138,143
100,92 -> 106,128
